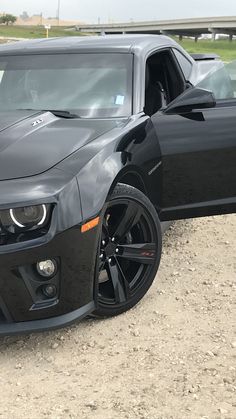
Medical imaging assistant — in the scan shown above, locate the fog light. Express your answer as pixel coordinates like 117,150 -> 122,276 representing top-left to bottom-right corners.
36,259 -> 57,278
43,284 -> 57,298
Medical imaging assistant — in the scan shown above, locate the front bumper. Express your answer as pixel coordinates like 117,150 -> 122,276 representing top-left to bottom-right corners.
0,302 -> 95,335
0,225 -> 99,336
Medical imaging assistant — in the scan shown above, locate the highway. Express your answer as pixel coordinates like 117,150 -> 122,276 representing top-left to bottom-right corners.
76,16 -> 236,41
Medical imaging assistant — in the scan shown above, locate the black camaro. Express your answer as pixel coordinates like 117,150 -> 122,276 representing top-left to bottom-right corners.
0,34 -> 235,335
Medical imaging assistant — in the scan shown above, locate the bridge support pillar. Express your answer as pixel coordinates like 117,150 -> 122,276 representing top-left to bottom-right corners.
179,35 -> 183,41
194,36 -> 198,43
209,29 -> 217,41
229,33 -> 233,42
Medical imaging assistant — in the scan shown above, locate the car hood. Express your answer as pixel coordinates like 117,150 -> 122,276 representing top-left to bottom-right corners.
0,110 -> 119,180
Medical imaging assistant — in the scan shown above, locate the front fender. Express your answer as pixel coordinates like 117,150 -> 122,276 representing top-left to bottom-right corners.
57,115 -> 162,222
77,147 -> 130,220
76,120 -> 162,221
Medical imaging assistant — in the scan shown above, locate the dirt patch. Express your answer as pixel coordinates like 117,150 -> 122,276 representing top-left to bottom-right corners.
0,215 -> 235,419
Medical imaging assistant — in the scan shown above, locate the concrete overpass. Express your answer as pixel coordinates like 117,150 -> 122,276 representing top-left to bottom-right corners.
76,16 -> 236,41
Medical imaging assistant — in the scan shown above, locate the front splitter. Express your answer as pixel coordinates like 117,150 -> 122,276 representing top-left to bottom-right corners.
0,301 -> 95,336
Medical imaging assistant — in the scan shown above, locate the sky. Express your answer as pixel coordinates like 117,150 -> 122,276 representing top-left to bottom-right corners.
0,0 -> 236,23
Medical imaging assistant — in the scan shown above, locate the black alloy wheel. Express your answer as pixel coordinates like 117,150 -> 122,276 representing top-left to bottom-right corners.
94,183 -> 162,317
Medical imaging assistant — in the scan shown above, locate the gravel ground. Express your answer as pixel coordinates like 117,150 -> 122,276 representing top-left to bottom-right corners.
0,215 -> 235,419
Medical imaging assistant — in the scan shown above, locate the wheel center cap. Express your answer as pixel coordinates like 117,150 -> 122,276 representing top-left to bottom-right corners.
104,240 -> 117,258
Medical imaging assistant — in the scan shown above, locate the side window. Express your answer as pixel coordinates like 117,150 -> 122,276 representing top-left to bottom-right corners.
198,62 -> 236,101
173,49 -> 192,80
144,49 -> 185,116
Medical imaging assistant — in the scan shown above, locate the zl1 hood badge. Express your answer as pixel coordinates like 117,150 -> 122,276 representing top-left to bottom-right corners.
32,119 -> 43,127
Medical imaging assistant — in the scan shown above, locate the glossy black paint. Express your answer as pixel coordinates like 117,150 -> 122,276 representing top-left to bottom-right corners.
0,110 -> 118,180
72,116 -> 162,221
152,104 -> 236,220
164,87 -> 216,115
0,35 -> 234,334
0,226 -> 98,322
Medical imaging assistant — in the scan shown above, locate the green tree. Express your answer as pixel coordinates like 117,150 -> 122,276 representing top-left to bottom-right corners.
0,14 -> 17,25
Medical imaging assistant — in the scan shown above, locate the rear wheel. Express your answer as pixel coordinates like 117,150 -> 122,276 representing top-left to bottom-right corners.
94,183 -> 162,317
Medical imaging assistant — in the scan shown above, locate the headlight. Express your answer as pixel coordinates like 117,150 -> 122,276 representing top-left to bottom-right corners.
0,204 -> 51,234
10,205 -> 47,228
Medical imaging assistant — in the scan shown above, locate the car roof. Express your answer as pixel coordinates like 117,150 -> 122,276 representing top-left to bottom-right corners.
0,34 -> 179,56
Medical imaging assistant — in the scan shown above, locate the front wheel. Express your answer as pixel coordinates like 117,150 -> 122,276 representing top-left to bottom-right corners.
94,183 -> 162,317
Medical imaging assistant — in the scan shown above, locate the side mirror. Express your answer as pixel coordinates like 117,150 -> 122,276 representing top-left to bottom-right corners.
164,87 -> 216,115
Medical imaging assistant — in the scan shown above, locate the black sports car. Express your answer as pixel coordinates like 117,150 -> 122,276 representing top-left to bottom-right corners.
0,34 -> 235,335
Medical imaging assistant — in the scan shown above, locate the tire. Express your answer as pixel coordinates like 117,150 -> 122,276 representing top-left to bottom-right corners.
93,183 -> 162,318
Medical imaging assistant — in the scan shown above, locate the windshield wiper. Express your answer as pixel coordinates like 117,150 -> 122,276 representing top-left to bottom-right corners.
43,110 -> 81,119
16,109 -> 80,119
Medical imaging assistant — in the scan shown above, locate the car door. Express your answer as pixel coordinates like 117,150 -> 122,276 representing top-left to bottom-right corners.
151,60 -> 236,221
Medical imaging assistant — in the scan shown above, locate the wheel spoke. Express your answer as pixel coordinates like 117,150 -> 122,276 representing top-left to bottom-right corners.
113,201 -> 143,241
117,243 -> 156,265
98,191 -> 160,309
106,259 -> 130,303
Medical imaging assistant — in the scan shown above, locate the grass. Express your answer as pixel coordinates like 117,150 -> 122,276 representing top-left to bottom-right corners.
0,25 -> 80,39
177,38 -> 236,62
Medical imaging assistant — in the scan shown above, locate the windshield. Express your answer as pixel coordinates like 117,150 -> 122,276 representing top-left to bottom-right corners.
0,53 -> 133,118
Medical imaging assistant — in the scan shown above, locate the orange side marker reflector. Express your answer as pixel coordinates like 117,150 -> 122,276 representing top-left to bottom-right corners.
81,217 -> 100,233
